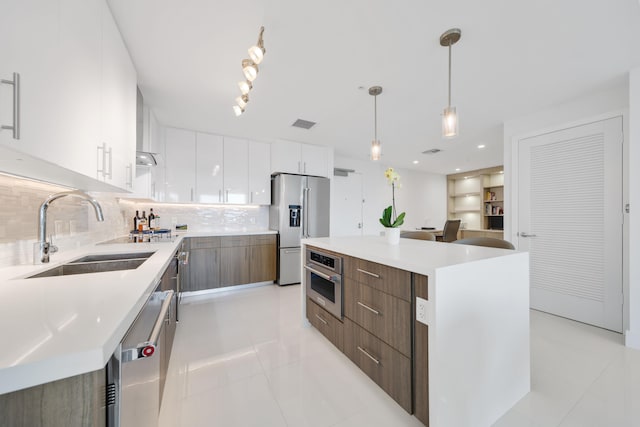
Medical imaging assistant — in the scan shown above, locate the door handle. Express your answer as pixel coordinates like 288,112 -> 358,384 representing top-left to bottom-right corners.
1,72 -> 20,139
519,232 -> 537,238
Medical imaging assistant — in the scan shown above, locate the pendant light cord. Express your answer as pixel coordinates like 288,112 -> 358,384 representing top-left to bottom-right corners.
374,94 -> 378,141
448,41 -> 452,107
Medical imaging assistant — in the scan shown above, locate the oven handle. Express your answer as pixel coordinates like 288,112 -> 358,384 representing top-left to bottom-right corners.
122,290 -> 174,362
304,264 -> 339,282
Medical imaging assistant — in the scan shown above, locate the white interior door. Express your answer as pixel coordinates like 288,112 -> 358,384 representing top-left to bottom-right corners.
331,172 -> 364,236
517,117 -> 623,332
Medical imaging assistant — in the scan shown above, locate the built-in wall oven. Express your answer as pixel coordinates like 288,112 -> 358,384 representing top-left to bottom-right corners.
304,247 -> 343,319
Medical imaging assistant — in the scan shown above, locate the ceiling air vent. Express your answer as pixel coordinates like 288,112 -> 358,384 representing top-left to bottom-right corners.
292,119 -> 317,129
422,148 -> 442,155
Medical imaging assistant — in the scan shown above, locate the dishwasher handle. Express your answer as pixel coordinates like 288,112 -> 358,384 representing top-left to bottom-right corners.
122,290 -> 174,362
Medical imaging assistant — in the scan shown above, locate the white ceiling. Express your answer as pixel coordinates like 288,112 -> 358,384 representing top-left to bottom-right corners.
108,0 -> 640,175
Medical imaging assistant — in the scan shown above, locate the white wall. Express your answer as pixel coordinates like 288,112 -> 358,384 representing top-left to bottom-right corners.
628,67 -> 640,348
502,81 -> 635,344
332,156 -> 447,235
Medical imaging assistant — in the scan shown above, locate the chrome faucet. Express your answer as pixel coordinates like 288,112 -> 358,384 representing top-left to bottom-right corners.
37,191 -> 105,263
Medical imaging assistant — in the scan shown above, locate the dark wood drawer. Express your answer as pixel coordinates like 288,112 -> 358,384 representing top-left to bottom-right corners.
343,318 -> 412,413
343,256 -> 411,302
251,234 -> 276,245
221,235 -> 252,247
344,279 -> 411,357
186,236 -> 221,250
307,298 -> 343,352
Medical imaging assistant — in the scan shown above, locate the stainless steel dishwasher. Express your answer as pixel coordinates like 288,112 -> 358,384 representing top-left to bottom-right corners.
108,283 -> 174,427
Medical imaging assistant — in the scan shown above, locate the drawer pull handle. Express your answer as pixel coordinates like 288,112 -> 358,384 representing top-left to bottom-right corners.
357,268 -> 380,278
357,346 -> 380,365
357,301 -> 380,316
315,314 -> 328,325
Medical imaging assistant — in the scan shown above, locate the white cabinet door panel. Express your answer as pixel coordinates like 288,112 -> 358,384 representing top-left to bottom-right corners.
165,128 -> 196,202
223,137 -> 248,204
196,133 -> 224,203
248,140 -> 271,205
301,143 -> 328,177
271,140 -> 302,174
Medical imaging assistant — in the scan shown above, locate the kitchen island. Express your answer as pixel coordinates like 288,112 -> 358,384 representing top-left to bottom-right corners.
302,236 -> 530,427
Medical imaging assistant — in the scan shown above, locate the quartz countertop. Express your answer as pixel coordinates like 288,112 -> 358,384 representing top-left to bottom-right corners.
0,229 -> 276,395
302,235 -> 516,276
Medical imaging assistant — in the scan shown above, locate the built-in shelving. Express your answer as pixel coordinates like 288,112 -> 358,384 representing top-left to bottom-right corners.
447,165 -> 504,231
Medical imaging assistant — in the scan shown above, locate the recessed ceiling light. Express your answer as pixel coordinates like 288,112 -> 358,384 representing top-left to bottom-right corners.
413,160 -> 419,164
464,176 -> 469,179
477,144 -> 486,149
455,168 -> 460,171
499,170 -> 504,174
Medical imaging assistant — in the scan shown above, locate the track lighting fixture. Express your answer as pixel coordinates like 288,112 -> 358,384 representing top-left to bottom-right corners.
233,27 -> 266,116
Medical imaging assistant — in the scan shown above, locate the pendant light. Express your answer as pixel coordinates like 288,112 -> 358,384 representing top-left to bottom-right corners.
369,86 -> 382,161
440,28 -> 461,138
248,26 -> 266,64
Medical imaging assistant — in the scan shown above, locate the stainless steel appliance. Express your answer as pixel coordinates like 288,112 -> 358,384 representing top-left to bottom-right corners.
107,284 -> 175,427
304,247 -> 343,319
270,173 -> 330,285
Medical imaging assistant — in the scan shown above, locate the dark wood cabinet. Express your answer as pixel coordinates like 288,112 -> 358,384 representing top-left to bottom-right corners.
343,278 -> 412,357
343,256 -> 412,302
306,298 -> 344,351
0,368 -> 107,427
343,318 -> 412,412
182,234 -> 276,291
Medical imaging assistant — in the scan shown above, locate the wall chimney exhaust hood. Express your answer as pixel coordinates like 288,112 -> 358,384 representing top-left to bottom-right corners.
136,87 -> 158,167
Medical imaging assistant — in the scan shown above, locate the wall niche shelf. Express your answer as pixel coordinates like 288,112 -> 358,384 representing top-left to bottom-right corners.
447,165 -> 504,232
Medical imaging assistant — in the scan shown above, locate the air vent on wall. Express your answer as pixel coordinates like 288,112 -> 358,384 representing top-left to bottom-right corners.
292,119 -> 317,129
422,148 -> 442,155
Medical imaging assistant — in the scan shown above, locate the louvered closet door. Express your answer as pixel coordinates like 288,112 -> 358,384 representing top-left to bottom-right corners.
518,117 -> 623,332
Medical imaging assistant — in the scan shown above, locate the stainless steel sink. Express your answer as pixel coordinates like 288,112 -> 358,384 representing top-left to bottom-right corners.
71,252 -> 156,263
27,251 -> 156,279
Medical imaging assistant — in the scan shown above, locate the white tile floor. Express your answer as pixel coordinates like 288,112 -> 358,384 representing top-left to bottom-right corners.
159,284 -> 640,427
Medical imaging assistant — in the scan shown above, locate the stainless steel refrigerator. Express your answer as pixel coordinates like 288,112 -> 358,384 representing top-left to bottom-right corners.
270,173 -> 330,285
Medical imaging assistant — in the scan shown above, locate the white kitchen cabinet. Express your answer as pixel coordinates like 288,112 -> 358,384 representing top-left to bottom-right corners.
0,0 -> 60,155
195,133 -> 224,203
248,140 -> 271,205
99,0 -> 136,190
165,128 -> 196,202
271,140 -> 329,177
0,0 -> 136,191
223,137 -> 249,204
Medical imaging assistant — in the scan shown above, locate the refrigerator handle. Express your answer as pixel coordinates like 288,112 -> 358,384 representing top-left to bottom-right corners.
303,187 -> 309,238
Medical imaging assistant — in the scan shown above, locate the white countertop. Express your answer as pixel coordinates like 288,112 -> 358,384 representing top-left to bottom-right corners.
0,229 -> 275,395
302,235 -> 516,276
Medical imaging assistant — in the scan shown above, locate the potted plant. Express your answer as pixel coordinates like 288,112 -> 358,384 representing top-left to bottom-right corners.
380,167 -> 405,244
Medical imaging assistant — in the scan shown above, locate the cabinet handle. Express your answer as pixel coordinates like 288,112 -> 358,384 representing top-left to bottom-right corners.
357,268 -> 380,278
107,146 -> 113,179
519,232 -> 537,238
304,162 -> 307,174
357,346 -> 380,365
1,72 -> 20,139
250,191 -> 253,204
97,143 -> 106,178
226,189 -> 229,202
357,301 -> 380,316
315,314 -> 328,325
298,161 -> 301,173
190,188 -> 194,202
126,163 -> 133,188
219,189 -> 222,203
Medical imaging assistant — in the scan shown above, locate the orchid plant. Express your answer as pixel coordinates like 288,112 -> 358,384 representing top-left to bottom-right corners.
379,167 -> 405,228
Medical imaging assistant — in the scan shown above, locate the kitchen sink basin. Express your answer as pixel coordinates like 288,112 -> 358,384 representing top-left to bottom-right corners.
26,251 -> 156,279
71,251 -> 156,263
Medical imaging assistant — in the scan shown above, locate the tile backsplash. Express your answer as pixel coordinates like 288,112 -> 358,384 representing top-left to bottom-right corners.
0,174 -> 271,268
119,200 -> 269,233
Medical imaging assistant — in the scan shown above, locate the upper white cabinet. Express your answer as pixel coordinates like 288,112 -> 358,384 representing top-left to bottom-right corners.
223,137 -> 249,204
165,128 -> 196,202
271,140 -> 329,177
163,127 -> 270,205
0,0 -> 136,191
195,133 -> 224,203
248,141 -> 271,205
